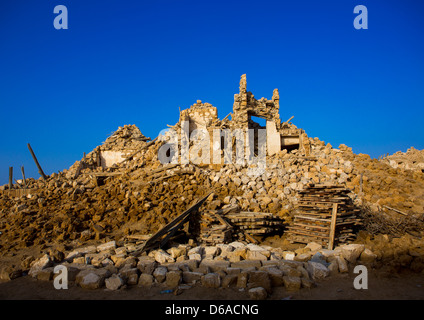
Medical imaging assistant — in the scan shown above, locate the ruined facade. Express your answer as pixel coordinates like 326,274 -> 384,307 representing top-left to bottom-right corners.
179,100 -> 219,133
178,74 -> 308,159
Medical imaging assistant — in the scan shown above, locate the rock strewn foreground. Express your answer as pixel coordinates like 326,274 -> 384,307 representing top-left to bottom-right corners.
2,234 -> 423,299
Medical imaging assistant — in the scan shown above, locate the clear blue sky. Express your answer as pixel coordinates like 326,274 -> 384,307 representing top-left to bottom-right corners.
1,0 -> 423,185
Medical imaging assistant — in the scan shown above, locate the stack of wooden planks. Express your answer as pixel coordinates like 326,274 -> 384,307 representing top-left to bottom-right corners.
225,211 -> 284,236
285,184 -> 361,248
195,204 -> 238,245
196,205 -> 284,245
198,211 -> 233,245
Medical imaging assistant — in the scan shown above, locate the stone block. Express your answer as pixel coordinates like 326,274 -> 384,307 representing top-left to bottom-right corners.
265,267 -> 284,287
305,242 -> 322,252
246,250 -> 268,261
36,267 -> 54,281
177,259 -> 198,272
199,260 -> 230,273
154,250 -> 174,264
188,246 -> 203,256
201,273 -> 221,288
28,254 -> 53,278
153,266 -> 167,283
282,251 -> 295,261
97,241 -> 116,252
248,287 -> 268,300
231,260 -> 261,270
204,246 -> 219,257
137,256 -> 157,275
301,278 -> 316,289
328,261 -> 339,276
182,271 -> 203,284
166,271 -> 181,289
119,266 -> 139,280
335,255 -> 349,273
283,276 -> 301,291
188,253 -> 202,261
0,266 -> 23,281
105,274 -> 124,290
236,271 -> 249,288
76,268 -> 111,289
226,267 -> 241,275
280,266 -> 302,277
138,274 -> 154,287
337,244 -> 365,264
306,261 -> 330,280
127,273 -> 139,285
294,252 -> 312,262
167,246 -> 187,259
360,248 -> 377,264
65,246 -> 97,261
221,274 -> 238,287
248,271 -> 271,293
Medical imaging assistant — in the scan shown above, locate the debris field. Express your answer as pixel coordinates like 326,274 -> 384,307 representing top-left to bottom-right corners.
1,75 -> 423,299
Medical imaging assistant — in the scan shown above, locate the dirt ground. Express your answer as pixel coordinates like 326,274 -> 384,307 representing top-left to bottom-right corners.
0,268 -> 423,300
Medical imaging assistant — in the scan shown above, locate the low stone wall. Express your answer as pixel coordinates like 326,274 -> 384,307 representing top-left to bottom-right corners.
0,240 -> 397,300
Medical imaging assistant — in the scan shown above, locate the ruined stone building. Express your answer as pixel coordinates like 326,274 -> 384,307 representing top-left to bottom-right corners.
76,74 -> 309,171
177,74 -> 309,165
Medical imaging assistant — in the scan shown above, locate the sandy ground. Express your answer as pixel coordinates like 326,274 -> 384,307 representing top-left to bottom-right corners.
0,269 -> 423,300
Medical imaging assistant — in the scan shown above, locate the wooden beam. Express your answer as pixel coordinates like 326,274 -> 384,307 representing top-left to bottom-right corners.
286,116 -> 294,123
244,232 -> 258,244
96,147 -> 101,167
328,203 -> 338,250
21,166 -> 27,188
383,205 -> 408,216
221,112 -> 232,122
131,193 -> 211,256
8,167 -> 13,190
27,143 -> 47,180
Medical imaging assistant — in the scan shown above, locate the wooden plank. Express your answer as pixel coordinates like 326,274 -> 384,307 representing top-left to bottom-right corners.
285,229 -> 330,239
383,205 -> 408,216
294,215 -> 331,223
213,212 -> 233,229
96,147 -> 101,167
293,222 -> 330,230
126,234 -> 151,241
21,166 -> 27,188
27,143 -> 47,180
328,203 -> 338,250
131,193 -> 211,255
244,233 -> 258,244
8,167 -> 13,190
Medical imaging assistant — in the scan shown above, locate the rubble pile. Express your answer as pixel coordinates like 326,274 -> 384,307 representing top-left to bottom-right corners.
382,147 -> 424,173
342,150 -> 424,215
0,74 -> 424,298
1,235 -> 423,298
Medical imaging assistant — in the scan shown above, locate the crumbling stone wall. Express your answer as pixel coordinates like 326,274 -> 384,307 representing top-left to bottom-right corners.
231,74 -> 281,130
66,124 -> 151,178
177,74 -> 307,158
180,100 -> 218,133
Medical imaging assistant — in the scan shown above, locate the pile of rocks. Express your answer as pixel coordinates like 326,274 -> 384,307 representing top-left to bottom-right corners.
1,75 -> 424,303
1,124 -> 423,255
382,147 -> 424,173
1,239 -> 384,299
